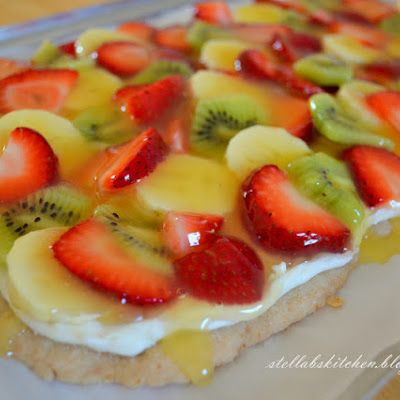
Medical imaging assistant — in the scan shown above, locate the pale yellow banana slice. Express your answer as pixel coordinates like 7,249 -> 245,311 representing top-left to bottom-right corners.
137,154 -> 238,215
226,125 -> 311,180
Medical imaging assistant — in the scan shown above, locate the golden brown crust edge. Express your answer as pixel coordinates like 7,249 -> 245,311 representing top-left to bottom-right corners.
6,264 -> 353,387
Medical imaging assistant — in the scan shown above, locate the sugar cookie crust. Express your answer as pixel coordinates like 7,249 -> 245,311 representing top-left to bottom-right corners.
4,264 -> 352,387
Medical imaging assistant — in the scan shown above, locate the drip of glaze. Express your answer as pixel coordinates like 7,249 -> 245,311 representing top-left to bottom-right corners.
358,219 -> 400,265
160,330 -> 214,386
0,298 -> 26,357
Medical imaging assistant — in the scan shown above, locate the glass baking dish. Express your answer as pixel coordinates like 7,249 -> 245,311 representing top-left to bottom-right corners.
0,2 -> 399,400
0,0 -> 244,58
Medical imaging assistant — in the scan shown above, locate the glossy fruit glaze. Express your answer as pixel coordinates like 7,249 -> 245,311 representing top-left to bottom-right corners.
1,0 -> 400,385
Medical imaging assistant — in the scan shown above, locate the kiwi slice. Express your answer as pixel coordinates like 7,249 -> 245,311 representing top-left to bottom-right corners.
309,93 -> 394,149
289,152 -> 365,231
0,185 -> 92,266
32,40 -> 62,67
73,104 -> 136,144
337,80 -> 385,132
294,53 -> 353,86
380,14 -> 400,36
191,94 -> 268,159
94,205 -> 172,275
99,193 -> 164,229
50,55 -> 95,71
128,60 -> 193,85
187,21 -> 229,51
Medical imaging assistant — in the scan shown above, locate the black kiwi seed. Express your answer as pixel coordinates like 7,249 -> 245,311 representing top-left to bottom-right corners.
191,95 -> 267,158
95,207 -> 166,257
0,184 -> 93,267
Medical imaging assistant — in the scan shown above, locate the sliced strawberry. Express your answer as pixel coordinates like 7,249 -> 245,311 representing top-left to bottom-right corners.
237,49 -> 276,79
123,75 -> 186,124
58,41 -> 77,58
96,41 -> 150,77
53,219 -> 175,305
270,31 -> 321,63
114,84 -> 145,108
162,116 -> 191,153
0,127 -> 58,202
0,59 -> 28,80
361,61 -> 400,85
97,127 -> 168,191
152,48 -> 189,63
237,49 -> 322,98
366,91 -> 400,133
330,22 -> 387,47
343,0 -> 394,23
275,65 -> 323,98
274,96 -> 313,140
163,212 -> 223,258
174,236 -> 264,304
334,10 -> 372,24
343,145 -> 400,207
117,21 -> 155,42
0,69 -> 78,114
309,9 -> 334,26
154,26 -> 190,52
243,165 -> 350,254
194,1 -> 233,25
232,24 -> 290,45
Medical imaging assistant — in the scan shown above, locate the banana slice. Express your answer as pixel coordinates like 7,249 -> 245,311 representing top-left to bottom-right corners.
226,125 -> 311,179
200,39 -> 258,71
323,34 -> 383,65
76,28 -> 143,57
234,4 -> 287,24
337,80 -> 386,132
0,110 -> 100,178
137,154 -> 239,215
5,228 -> 139,324
191,70 -> 273,112
64,68 -> 122,113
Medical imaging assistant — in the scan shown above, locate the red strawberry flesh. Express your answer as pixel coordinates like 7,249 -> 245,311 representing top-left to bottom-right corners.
163,211 -> 223,258
117,22 -> 155,42
154,26 -> 190,52
237,49 -> 322,98
194,1 -> 233,24
58,41 -> 77,58
53,219 -> 175,305
174,236 -> 264,304
0,69 -> 78,114
97,127 -> 169,191
0,127 -> 58,202
343,145 -> 400,207
123,75 -> 186,124
96,41 -> 151,77
0,59 -> 28,80
243,165 -> 350,254
366,91 -> 400,133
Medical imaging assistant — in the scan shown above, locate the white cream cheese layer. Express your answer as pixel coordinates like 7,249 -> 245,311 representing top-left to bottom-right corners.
2,204 -> 399,357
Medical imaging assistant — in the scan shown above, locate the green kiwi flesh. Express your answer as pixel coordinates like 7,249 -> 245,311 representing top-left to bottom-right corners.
73,104 -> 136,144
380,14 -> 400,36
309,93 -> 394,149
0,185 -> 93,267
94,205 -> 172,276
294,53 -> 353,86
128,60 -> 193,85
187,21 -> 229,51
289,152 -> 365,231
191,94 -> 268,159
32,40 -> 63,67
